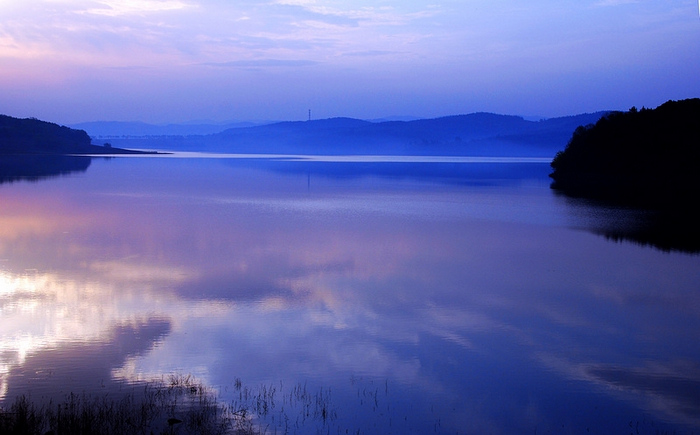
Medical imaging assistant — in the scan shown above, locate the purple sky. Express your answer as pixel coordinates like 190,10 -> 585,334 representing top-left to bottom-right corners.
0,0 -> 698,124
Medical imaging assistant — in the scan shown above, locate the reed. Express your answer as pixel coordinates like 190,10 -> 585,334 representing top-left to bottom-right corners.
0,374 -> 346,435
0,374 -> 246,435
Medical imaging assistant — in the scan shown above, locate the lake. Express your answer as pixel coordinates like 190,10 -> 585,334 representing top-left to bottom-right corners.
1,154 -> 699,434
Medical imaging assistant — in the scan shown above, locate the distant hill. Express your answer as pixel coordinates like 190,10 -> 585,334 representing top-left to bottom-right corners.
102,111 -> 607,156
70,120 -> 263,137
550,98 -> 700,208
0,115 -> 153,155
204,112 -> 610,156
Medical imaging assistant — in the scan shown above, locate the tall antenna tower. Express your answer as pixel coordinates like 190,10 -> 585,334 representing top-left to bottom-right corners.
308,109 -> 311,121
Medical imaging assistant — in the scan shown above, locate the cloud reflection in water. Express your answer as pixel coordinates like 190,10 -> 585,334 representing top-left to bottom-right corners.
0,157 -> 699,433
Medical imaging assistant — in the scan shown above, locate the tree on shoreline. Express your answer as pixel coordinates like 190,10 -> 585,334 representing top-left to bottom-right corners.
0,114 -> 156,155
549,98 -> 700,208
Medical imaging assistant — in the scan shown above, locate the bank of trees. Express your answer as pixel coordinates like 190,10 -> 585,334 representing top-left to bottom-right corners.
550,98 -> 700,208
0,115 -> 94,154
0,115 -> 154,155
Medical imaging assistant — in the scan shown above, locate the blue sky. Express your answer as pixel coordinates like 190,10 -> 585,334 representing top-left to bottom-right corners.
0,0 -> 698,123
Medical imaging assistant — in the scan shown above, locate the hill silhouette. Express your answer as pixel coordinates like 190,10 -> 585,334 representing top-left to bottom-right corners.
210,112 -> 607,156
102,111 -> 608,156
0,114 -> 151,155
550,98 -> 700,209
69,120 -> 261,137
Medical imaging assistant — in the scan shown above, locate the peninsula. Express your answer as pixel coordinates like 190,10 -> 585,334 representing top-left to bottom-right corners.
0,114 -> 152,155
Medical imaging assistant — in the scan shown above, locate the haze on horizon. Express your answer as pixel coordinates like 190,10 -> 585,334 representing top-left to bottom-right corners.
0,0 -> 698,125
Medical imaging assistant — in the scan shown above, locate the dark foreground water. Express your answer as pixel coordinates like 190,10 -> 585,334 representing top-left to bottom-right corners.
1,154 -> 699,434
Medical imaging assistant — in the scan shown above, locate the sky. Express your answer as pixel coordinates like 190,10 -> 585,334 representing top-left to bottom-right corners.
0,0 -> 699,124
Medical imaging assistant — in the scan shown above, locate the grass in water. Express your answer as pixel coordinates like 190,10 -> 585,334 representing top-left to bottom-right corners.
0,374 -> 259,435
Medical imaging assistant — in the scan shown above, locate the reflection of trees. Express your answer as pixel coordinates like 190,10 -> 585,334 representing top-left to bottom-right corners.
597,210 -> 700,254
0,155 -> 91,184
558,194 -> 700,254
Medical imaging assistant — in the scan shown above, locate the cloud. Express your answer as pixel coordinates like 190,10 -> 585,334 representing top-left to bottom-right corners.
273,3 -> 360,28
202,59 -> 319,68
80,0 -> 195,16
1,0 -> 697,123
342,50 -> 397,57
271,1 -> 441,28
0,0 -> 443,69
594,0 -> 639,5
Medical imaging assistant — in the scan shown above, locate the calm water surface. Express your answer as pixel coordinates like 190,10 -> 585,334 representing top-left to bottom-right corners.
1,155 -> 699,434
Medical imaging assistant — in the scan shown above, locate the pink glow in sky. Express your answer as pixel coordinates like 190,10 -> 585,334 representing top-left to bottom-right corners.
0,0 -> 698,123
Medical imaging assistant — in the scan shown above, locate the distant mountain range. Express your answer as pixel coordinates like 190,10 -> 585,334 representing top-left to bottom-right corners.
100,111 -> 609,157
69,120 -> 263,137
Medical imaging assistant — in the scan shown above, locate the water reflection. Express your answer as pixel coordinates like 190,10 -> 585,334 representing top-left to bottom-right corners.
554,191 -> 700,254
0,267 -> 172,399
0,156 -> 699,433
229,157 -> 552,186
587,363 -> 700,422
595,209 -> 700,253
0,155 -> 91,184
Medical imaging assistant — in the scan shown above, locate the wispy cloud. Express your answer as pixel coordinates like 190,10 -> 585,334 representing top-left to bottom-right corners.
80,0 -> 195,17
272,1 -> 442,28
594,0 -> 639,6
202,59 -> 319,68
342,50 -> 397,57
0,0 -> 445,68
273,3 -> 360,28
1,0 -> 697,122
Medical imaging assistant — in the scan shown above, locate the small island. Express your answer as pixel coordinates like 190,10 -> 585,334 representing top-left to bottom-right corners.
0,114 -> 154,155
549,98 -> 700,209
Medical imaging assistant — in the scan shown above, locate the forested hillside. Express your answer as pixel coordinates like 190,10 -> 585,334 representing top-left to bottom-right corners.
550,98 -> 700,208
0,115 -> 147,154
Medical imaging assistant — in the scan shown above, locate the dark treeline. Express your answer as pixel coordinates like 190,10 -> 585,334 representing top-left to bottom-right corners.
0,115 -> 93,154
550,98 -> 700,209
0,114 -> 155,155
